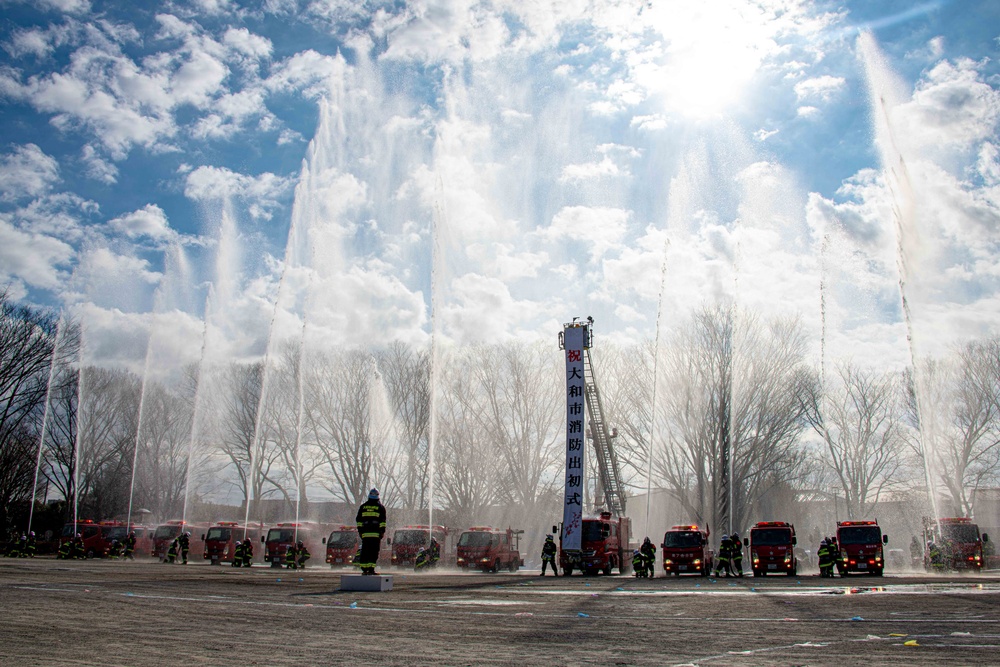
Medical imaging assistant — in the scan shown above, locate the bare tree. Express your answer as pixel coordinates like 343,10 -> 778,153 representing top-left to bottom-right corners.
132,380 -> 194,520
655,306 -> 812,533
376,342 -> 430,511
803,363 -> 909,518
217,362 -> 283,518
0,294 -> 65,532
909,339 -> 1000,516
461,343 -> 563,514
305,350 -> 381,508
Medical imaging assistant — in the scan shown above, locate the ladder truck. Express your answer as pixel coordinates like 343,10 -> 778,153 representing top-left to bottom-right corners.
554,318 -> 631,576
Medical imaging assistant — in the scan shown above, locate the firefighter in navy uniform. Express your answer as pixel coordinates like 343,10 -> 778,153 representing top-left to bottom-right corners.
179,531 -> 191,564
296,541 -> 310,569
540,534 -> 558,575
714,535 -> 732,577
241,537 -> 254,567
355,488 -> 386,575
285,542 -> 299,569
123,531 -> 137,560
232,541 -> 244,567
730,532 -> 744,577
640,537 -> 656,578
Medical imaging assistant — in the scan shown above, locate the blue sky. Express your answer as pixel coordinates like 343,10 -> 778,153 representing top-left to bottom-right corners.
1,0 -> 998,374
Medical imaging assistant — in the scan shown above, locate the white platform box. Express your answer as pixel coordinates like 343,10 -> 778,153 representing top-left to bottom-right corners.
340,574 -> 393,592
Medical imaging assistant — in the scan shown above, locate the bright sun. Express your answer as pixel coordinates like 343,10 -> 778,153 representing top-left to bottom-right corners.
636,1 -> 781,120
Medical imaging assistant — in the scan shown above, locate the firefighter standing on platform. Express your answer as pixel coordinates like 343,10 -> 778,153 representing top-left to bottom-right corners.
540,534 -> 558,575
355,488 -> 386,575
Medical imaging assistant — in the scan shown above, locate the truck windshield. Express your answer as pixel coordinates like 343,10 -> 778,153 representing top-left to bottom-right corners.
266,529 -> 295,543
154,526 -> 180,540
752,529 -> 792,546
940,524 -> 980,542
838,526 -> 881,545
582,521 -> 607,542
663,532 -> 703,548
327,531 -> 356,548
206,527 -> 232,542
458,532 -> 493,547
394,530 -> 428,545
103,527 -> 127,541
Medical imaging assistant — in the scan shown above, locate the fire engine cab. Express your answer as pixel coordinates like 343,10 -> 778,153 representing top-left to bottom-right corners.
390,525 -> 448,567
836,520 -> 888,576
456,526 -> 523,572
748,521 -> 797,576
661,524 -> 714,576
203,521 -> 262,565
923,517 -> 989,572
323,525 -> 359,568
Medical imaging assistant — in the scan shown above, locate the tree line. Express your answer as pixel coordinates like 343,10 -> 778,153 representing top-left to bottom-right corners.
2,292 -> 999,538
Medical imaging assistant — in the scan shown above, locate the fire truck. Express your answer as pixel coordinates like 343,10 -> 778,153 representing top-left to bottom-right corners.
263,522 -> 326,568
661,524 -> 714,576
923,517 -> 989,572
59,519 -> 102,557
390,525 -> 448,568
835,520 -> 888,576
455,527 -> 524,572
203,521 -> 263,565
150,520 -> 207,561
555,319 -> 632,576
95,521 -> 153,558
323,525 -> 359,568
748,521 -> 797,576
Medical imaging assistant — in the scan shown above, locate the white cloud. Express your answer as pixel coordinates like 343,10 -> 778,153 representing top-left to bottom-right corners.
559,156 -> 621,183
266,50 -> 343,98
0,214 -> 74,289
184,165 -> 293,220
0,143 -> 60,201
546,206 -> 630,262
107,204 -> 177,244
81,144 -> 118,183
793,74 -> 845,102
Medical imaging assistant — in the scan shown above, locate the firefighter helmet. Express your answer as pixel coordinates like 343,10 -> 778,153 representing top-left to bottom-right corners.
368,488 -> 380,500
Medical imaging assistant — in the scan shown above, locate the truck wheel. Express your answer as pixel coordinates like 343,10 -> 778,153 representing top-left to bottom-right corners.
562,565 -> 573,576
873,569 -> 883,577
603,561 -> 613,576
508,559 -> 517,572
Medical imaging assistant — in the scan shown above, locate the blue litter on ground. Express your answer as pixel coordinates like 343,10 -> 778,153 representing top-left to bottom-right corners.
350,602 -> 358,609
577,612 -> 590,618
852,616 -> 864,621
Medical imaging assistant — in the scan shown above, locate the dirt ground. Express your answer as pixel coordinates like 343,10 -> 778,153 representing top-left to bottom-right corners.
2,557 -> 999,666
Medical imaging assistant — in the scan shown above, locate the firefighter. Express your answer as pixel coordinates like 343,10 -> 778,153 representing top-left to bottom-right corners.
817,539 -> 834,577
285,542 -> 298,569
355,488 -> 386,576
241,537 -> 254,567
928,541 -> 944,571
108,539 -> 121,560
632,549 -> 646,577
123,531 -> 136,560
57,539 -> 72,560
296,541 -> 310,569
166,537 -> 179,564
731,532 -> 744,577
232,541 -> 243,567
414,546 -> 430,571
640,537 -> 656,578
540,534 -> 558,576
71,534 -> 85,559
428,538 -> 440,566
714,535 -> 732,577
179,531 -> 191,564
829,536 -> 844,576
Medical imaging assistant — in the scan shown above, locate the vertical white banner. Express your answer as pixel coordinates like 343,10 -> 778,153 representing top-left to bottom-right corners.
562,325 -> 586,551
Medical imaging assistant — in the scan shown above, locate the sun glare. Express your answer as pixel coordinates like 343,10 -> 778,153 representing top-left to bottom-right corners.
639,1 -> 780,119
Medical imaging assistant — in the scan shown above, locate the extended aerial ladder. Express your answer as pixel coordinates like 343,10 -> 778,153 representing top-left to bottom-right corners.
584,347 -> 627,517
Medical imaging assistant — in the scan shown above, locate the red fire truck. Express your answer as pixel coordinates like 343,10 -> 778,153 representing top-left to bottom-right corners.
95,521 -> 153,558
923,517 -> 989,572
455,527 -> 524,572
390,525 -> 449,567
203,521 -> 263,565
263,522 -> 325,568
836,520 -> 888,576
558,511 -> 631,576
661,524 -> 714,576
323,525 -> 360,568
150,520 -> 207,561
748,521 -> 797,577
59,519 -> 102,557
